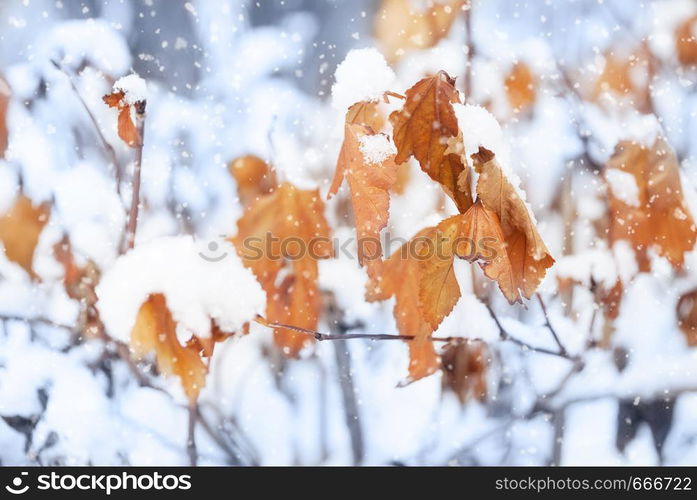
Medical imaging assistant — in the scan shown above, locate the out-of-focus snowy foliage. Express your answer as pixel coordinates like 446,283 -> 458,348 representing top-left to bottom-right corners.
0,0 -> 696,466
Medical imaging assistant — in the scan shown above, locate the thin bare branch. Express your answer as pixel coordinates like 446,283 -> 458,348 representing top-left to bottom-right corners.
187,402 -> 198,466
257,315 -> 576,361
536,293 -> 570,358
463,0 -> 474,99
122,101 -> 147,253
51,60 -> 122,192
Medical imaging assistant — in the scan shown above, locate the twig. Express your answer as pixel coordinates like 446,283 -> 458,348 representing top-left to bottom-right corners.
0,314 -> 77,333
257,316 -> 575,360
536,293 -> 569,358
50,60 -> 122,192
482,305 -> 575,360
122,101 -> 147,253
463,0 -> 474,100
550,409 -> 565,466
187,402 -> 198,466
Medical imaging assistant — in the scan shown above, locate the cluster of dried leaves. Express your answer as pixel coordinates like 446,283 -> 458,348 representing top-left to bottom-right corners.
330,71 -> 553,382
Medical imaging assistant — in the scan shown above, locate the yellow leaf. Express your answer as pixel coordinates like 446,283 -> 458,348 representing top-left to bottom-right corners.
0,195 -> 50,278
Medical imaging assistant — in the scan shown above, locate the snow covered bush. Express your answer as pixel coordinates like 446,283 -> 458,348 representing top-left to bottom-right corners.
1,0 -> 697,466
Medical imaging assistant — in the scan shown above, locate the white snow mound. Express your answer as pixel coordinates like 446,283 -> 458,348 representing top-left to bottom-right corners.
332,48 -> 395,111
96,236 -> 266,342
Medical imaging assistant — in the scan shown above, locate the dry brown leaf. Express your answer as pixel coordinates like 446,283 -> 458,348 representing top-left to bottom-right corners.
374,0 -> 464,62
473,149 -> 554,302
391,71 -> 473,213
329,106 -> 399,278
419,216 -> 462,329
367,228 -> 440,381
345,99 -> 386,132
0,195 -> 50,278
606,136 -> 696,271
392,161 -> 412,194
0,76 -> 10,159
677,287 -> 697,346
229,154 -> 277,207
103,90 -> 142,147
458,200 -> 517,301
441,340 -> 489,404
131,294 -> 208,402
233,182 -> 333,356
53,235 -> 104,338
592,45 -> 654,113
504,62 -> 536,113
675,15 -> 697,67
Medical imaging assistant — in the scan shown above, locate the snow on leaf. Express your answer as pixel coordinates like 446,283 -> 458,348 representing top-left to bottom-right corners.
130,293 -> 209,403
103,75 -> 146,149
329,104 -> 399,279
331,48 -> 395,111
605,136 -> 697,271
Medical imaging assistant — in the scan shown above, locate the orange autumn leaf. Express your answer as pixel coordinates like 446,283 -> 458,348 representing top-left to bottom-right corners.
605,136 -> 696,271
441,340 -> 489,404
677,287 -> 697,346
391,71 -> 473,213
418,200 -> 518,325
131,294 -> 209,402
472,149 -> 554,302
592,45 -> 654,113
229,154 -> 277,207
345,99 -> 386,133
53,235 -> 103,338
102,90 -> 142,147
675,15 -> 697,67
233,182 -> 333,356
392,161 -> 412,195
374,0 -> 464,62
367,228 -> 440,381
418,216 -> 462,329
53,234 -> 82,296
329,104 -> 399,278
0,195 -> 50,278
504,62 -> 536,113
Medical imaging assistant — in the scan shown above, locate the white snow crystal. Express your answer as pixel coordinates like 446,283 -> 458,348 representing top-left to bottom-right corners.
605,168 -> 640,207
113,74 -> 148,105
359,134 -> 396,165
331,48 -> 395,111
96,236 -> 266,343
